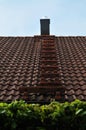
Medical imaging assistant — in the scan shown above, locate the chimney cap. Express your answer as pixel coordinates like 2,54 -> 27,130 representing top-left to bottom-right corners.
41,16 -> 49,19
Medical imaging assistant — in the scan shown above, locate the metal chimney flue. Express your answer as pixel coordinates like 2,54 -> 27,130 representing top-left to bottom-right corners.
40,17 -> 50,35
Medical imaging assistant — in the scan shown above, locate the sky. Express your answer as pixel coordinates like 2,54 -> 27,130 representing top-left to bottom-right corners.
0,0 -> 86,36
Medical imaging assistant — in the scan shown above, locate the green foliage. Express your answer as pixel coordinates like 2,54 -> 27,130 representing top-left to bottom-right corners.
0,99 -> 86,130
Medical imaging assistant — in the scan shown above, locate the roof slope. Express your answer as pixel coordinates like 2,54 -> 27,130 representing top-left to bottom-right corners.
56,36 -> 86,101
0,36 -> 86,102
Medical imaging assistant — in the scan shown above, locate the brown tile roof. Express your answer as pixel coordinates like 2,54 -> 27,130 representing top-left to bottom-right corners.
0,36 -> 86,102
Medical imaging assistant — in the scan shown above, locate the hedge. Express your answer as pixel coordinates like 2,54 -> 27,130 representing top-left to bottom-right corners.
0,99 -> 86,130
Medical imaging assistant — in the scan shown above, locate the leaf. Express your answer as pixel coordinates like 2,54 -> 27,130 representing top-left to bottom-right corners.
75,109 -> 83,115
1,110 -> 6,114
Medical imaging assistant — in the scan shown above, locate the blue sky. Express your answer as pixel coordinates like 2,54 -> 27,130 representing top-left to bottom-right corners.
0,0 -> 86,36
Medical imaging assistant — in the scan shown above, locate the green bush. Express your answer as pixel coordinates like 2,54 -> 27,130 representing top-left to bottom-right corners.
0,100 -> 86,130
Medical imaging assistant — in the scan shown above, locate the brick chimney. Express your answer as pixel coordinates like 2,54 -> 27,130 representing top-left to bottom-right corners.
40,17 -> 50,35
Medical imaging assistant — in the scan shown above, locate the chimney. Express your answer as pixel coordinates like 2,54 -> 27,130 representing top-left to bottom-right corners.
40,17 -> 50,35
